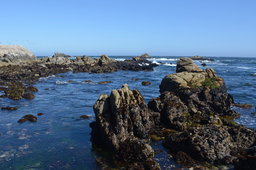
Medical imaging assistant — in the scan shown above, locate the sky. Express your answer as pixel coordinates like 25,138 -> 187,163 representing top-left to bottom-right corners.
1,0 -> 256,57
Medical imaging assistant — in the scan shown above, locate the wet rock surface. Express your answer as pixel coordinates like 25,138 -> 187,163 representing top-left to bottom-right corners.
91,57 -> 256,169
90,84 -> 160,167
18,114 -> 38,123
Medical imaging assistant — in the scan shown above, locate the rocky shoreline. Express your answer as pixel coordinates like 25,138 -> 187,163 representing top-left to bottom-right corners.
91,58 -> 256,169
1,46 -> 255,169
0,46 -> 157,101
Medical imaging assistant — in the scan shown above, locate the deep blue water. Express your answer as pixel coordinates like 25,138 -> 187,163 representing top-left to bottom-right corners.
0,56 -> 255,169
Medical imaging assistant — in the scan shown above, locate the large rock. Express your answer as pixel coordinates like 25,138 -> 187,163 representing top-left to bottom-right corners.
176,57 -> 203,73
160,67 -> 224,93
151,58 -> 255,165
164,125 -> 256,164
159,59 -> 230,116
90,84 -> 159,163
98,55 -> 114,66
0,45 -> 35,63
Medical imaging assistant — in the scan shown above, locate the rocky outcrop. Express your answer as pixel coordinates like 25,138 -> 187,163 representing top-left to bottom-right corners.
159,59 -> 232,118
164,125 -> 256,164
52,52 -> 71,58
0,45 -> 35,64
91,58 -> 256,169
154,58 -> 255,165
133,53 -> 150,61
0,51 -> 158,102
97,55 -> 114,66
90,84 -> 160,167
176,57 -> 203,73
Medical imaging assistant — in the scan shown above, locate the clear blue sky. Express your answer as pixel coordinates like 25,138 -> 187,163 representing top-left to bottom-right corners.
1,0 -> 256,57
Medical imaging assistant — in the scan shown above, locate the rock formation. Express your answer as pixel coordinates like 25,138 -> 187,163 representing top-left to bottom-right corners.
0,45 -> 35,64
155,58 -> 255,165
91,57 -> 256,169
90,84 -> 160,168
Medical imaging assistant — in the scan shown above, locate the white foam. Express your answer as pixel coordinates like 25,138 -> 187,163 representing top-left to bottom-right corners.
148,58 -> 178,61
114,58 -> 125,61
237,66 -> 251,70
55,80 -> 68,85
163,63 -> 176,67
39,75 -> 56,81
138,63 -> 150,66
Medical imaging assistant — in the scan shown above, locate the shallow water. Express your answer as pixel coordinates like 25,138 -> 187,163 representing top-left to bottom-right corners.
0,56 -> 255,169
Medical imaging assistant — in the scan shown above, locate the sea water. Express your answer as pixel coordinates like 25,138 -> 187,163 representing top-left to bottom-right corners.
0,56 -> 255,169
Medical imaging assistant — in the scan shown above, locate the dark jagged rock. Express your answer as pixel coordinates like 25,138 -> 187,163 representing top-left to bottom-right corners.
90,57 -> 255,168
235,146 -> 256,170
164,125 -> 256,164
154,58 -> 256,165
90,84 -> 160,166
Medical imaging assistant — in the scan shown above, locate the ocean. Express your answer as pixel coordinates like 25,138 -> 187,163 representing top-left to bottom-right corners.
0,56 -> 255,169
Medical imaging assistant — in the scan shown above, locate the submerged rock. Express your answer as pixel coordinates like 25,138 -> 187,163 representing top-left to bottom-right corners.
37,113 -> 44,116
80,115 -> 90,119
1,106 -> 17,111
233,103 -> 253,109
141,81 -> 151,86
98,81 -> 112,84
18,114 -> 37,123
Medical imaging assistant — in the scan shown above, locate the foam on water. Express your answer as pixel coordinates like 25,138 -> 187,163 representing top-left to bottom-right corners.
163,63 -> 176,67
237,66 -> 251,69
148,57 -> 178,61
55,80 -> 69,85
